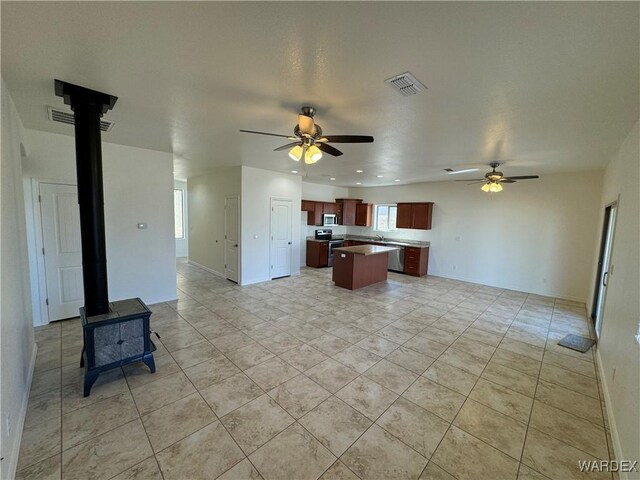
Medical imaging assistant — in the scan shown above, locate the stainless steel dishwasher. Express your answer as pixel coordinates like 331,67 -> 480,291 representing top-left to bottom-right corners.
387,245 -> 405,272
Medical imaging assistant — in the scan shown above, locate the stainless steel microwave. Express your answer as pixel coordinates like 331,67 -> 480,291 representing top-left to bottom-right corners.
322,214 -> 338,226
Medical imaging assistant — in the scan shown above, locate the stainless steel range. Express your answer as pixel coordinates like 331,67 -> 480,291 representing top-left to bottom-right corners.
315,229 -> 344,267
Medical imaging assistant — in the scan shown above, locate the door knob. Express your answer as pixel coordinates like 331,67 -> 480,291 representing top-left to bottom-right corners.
603,271 -> 608,287
234,244 -> 238,247
288,241 -> 292,245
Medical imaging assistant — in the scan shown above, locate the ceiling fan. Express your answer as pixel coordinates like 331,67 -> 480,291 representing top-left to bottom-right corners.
240,106 -> 374,165
457,162 -> 539,193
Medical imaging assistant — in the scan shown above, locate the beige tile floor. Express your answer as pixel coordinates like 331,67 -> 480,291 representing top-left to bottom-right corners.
18,264 -> 617,480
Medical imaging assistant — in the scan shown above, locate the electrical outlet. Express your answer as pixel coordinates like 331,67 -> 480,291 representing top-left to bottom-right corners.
543,278 -> 548,284
452,265 -> 457,271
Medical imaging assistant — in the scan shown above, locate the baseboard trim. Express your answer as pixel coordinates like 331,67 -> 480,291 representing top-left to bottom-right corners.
187,260 -> 226,279
427,273 -> 587,303
7,343 -> 37,479
144,295 -> 179,306
595,349 -> 628,479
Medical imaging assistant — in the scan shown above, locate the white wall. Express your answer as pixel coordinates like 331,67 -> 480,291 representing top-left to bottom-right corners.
187,167 -> 241,276
241,166 -> 301,285
589,121 -> 639,469
23,129 -> 177,319
300,182 -> 349,265
348,171 -> 603,301
1,79 -> 36,480
174,179 -> 189,258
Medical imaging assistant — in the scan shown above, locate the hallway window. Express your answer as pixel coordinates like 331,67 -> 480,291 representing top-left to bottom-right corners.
174,189 -> 185,239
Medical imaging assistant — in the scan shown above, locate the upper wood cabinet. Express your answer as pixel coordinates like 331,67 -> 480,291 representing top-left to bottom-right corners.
355,203 -> 372,227
301,200 -> 339,225
335,199 -> 362,226
396,202 -> 434,230
301,200 -> 316,212
322,202 -> 338,215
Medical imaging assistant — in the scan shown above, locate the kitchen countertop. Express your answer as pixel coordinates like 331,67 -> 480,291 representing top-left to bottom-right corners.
306,236 -> 429,248
333,245 -> 400,256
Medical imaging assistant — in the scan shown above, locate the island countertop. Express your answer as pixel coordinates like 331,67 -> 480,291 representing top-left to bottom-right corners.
333,245 -> 399,256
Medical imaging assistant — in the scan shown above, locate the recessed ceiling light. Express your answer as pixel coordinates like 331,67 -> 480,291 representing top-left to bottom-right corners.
394,179 -> 401,182
356,169 -> 364,173
356,182 -> 362,185
330,177 -> 336,181
291,170 -> 298,174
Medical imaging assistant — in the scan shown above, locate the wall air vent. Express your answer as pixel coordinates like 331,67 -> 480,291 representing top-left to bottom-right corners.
384,72 -> 427,97
47,106 -> 115,132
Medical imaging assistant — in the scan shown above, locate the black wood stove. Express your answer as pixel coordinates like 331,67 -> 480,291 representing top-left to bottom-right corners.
55,80 -> 155,396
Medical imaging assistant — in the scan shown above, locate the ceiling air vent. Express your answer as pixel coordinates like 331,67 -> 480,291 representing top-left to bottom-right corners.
47,106 -> 115,132
384,72 -> 427,97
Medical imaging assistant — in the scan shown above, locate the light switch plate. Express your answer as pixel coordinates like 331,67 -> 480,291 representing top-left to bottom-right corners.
137,223 -> 147,229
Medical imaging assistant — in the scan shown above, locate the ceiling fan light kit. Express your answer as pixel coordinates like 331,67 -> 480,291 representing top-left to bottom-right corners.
482,182 -> 503,193
288,144 -> 303,161
240,106 -> 374,165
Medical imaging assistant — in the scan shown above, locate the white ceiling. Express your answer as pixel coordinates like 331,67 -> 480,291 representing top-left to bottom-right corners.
2,2 -> 638,186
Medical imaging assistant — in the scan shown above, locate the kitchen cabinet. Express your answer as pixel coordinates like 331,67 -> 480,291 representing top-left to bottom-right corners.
300,200 -> 340,225
355,203 -> 372,227
301,200 -> 320,225
306,240 -> 328,267
396,202 -> 433,230
301,200 -> 315,212
335,199 -> 362,226
323,202 -> 338,215
404,246 -> 429,276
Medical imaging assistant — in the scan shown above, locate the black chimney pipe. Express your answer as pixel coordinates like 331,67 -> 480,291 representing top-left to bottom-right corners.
55,80 -> 117,317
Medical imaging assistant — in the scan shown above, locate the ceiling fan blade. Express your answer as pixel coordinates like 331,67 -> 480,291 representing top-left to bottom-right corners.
499,178 -> 516,183
455,178 -> 484,182
467,181 -> 487,185
504,175 -> 539,180
273,142 -> 301,152
240,129 -> 295,139
317,142 -> 343,157
319,135 -> 374,143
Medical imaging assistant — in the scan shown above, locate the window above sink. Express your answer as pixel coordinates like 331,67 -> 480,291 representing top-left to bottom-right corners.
374,204 -> 398,232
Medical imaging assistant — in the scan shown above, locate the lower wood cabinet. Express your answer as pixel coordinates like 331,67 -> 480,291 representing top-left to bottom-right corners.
306,240 -> 328,267
404,246 -> 429,276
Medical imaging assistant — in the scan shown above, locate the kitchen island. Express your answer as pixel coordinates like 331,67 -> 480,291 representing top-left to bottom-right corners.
332,245 -> 399,290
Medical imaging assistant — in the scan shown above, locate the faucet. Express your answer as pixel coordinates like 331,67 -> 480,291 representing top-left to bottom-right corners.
376,234 -> 384,241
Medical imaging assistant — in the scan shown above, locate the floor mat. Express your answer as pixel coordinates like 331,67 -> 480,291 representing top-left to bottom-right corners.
558,334 -> 596,353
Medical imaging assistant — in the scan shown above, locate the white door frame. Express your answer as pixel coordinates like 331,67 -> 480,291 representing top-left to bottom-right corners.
225,195 -> 240,283
270,197 -> 293,279
592,198 -> 619,338
29,178 -> 78,325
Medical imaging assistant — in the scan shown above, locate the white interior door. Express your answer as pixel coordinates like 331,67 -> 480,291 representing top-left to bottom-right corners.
40,183 -> 83,321
225,195 -> 240,283
594,204 -> 617,337
270,198 -> 292,279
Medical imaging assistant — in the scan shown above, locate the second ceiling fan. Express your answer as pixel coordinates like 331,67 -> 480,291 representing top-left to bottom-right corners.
240,106 -> 374,164
458,162 -> 540,193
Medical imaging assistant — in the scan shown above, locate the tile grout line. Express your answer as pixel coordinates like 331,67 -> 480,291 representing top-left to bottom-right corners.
513,294 -> 556,480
